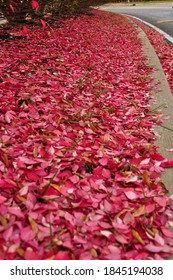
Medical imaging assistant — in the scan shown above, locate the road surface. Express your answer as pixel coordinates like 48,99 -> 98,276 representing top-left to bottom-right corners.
98,3 -> 173,37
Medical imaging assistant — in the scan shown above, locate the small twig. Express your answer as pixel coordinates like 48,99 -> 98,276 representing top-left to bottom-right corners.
49,217 -> 54,250
158,124 -> 173,132
148,104 -> 165,114
41,169 -> 59,196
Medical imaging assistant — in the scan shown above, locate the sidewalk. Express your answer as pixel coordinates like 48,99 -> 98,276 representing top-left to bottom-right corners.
0,9 -> 173,260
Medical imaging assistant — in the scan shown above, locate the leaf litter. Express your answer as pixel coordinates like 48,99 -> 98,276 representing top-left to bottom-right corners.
0,10 -> 173,260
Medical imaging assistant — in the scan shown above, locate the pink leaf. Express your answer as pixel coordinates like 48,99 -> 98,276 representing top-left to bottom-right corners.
102,168 -> 111,178
5,111 -> 15,123
103,199 -> 112,213
145,243 -> 171,253
140,158 -> 150,165
64,212 -> 74,223
154,233 -> 165,246
54,252 -> 71,260
3,227 -> 13,241
60,180 -> 74,196
0,194 -> 7,204
48,146 -> 55,155
154,196 -> 167,207
145,204 -> 155,213
24,248 -> 39,260
2,135 -> 11,143
115,234 -> 129,244
161,228 -> 173,238
74,235 -> 87,244
9,4 -> 14,12
8,207 -> 25,218
124,190 -> 138,200
40,19 -> 46,28
18,156 -> 37,165
125,175 -> 138,183
98,221 -> 111,229
145,243 -> 162,253
100,230 -> 113,238
115,174 -> 138,183
21,226 -> 35,241
99,157 -> 108,166
69,175 -> 79,184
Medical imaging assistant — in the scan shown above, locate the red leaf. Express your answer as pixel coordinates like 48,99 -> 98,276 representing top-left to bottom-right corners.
161,159 -> 173,168
31,0 -> 39,9
27,171 -> 39,182
24,248 -> 39,260
54,252 -> 71,260
22,26 -> 28,35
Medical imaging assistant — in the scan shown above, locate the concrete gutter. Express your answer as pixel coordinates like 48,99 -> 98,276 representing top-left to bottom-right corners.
127,18 -> 173,195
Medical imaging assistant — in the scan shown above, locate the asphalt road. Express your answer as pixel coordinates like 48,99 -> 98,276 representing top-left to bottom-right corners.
98,3 -> 173,37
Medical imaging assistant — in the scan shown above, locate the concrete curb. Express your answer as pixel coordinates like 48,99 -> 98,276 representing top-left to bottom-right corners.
127,18 -> 173,195
126,15 -> 173,45
127,17 -> 173,260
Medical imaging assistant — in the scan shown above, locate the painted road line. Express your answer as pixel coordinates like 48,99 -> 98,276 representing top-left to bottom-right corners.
124,14 -> 173,44
157,20 -> 173,23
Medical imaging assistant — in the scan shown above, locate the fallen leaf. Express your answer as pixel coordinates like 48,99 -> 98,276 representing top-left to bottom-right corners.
31,0 -> 39,9
132,229 -> 145,245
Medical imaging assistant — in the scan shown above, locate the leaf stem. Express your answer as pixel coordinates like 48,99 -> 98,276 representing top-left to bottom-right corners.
41,169 -> 59,196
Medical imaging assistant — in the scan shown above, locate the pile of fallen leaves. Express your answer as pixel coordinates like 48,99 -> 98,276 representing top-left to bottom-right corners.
0,10 -> 173,260
129,17 -> 173,94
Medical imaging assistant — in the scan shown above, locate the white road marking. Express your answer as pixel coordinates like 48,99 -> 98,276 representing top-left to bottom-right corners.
125,14 -> 173,44
157,20 -> 173,23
